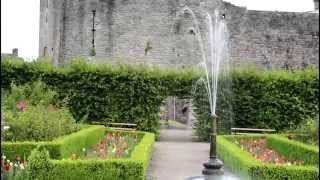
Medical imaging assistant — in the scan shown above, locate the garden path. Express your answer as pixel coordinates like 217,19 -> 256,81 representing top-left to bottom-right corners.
147,123 -> 240,180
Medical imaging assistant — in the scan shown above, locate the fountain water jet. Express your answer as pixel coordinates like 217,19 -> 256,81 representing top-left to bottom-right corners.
178,6 -> 231,179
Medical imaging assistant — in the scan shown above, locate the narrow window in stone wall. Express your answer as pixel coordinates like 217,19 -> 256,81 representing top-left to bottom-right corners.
43,47 -> 48,56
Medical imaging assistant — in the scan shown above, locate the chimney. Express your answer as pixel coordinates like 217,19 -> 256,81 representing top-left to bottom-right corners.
315,0 -> 319,11
12,48 -> 18,57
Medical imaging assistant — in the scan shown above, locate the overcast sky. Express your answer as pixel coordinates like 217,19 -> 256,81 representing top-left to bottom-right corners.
1,0 -> 315,61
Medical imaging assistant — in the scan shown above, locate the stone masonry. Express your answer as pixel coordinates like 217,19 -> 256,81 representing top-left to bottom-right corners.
39,0 -> 319,68
39,0 -> 319,123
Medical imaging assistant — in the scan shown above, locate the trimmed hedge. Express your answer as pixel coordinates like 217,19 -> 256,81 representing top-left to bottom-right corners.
266,135 -> 319,166
217,135 -> 319,180
1,58 -> 197,136
194,67 -> 318,140
1,125 -> 105,160
30,130 -> 155,180
1,58 -> 318,139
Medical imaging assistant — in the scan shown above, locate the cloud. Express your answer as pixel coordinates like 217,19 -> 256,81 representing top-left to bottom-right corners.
1,0 -> 40,61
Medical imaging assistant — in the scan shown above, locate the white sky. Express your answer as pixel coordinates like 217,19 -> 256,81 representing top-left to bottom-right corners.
1,0 -> 315,60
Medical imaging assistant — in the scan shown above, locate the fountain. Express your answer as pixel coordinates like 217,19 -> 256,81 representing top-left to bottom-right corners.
177,6 -> 235,180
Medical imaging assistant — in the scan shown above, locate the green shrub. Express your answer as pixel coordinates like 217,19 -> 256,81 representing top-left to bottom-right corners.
26,146 -> 52,180
217,135 -> 319,180
195,67 -> 319,140
287,116 -> 319,145
266,135 -> 319,166
3,81 -> 57,113
26,130 -> 155,180
1,125 -> 105,161
1,58 -> 318,138
2,81 -> 80,142
4,105 -> 79,141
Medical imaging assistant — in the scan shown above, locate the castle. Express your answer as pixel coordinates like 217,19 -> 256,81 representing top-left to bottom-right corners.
39,0 -> 319,125
39,0 -> 319,69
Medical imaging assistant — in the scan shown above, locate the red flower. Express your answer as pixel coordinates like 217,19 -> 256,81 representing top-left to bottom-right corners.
17,100 -> 26,112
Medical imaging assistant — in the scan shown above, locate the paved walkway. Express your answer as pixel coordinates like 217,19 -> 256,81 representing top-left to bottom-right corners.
147,127 -> 240,180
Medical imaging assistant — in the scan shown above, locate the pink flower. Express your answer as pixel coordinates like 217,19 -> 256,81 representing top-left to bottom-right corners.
16,100 -> 26,112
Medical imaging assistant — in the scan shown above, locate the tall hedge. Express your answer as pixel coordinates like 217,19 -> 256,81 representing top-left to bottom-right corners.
1,57 -> 318,139
194,67 -> 318,140
1,58 -> 197,135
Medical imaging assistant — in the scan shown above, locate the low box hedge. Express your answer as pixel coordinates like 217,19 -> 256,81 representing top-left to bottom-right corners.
217,134 -> 319,180
32,130 -> 155,180
1,125 -> 105,160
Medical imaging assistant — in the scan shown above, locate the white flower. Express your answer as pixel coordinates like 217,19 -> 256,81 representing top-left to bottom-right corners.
3,126 -> 10,130
9,162 -> 13,167
7,159 -> 10,163
20,164 -> 25,170
82,148 -> 86,152
14,163 -> 18,167
2,155 -> 6,160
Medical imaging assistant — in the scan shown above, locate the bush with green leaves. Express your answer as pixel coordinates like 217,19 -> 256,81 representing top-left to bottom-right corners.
2,81 -> 79,141
287,116 -> 319,145
1,57 -> 318,139
3,105 -> 79,141
26,146 -> 52,180
194,67 -> 318,140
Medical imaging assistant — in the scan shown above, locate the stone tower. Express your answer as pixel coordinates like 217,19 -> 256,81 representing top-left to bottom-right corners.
315,0 -> 319,11
40,0 -> 319,68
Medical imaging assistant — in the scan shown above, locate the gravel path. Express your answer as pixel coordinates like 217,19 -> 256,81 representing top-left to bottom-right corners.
147,128 -> 241,180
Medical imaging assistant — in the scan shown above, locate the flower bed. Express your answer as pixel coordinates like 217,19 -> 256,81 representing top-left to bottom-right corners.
69,131 -> 141,160
30,130 -> 155,180
2,129 -> 155,180
235,138 -> 304,165
217,134 -> 319,180
1,125 -> 105,161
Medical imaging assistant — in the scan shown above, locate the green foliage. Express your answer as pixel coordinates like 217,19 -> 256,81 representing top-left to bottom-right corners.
1,125 -> 105,161
266,135 -> 318,166
26,146 -> 52,180
131,132 -> 155,173
58,125 -> 105,158
288,116 -> 319,145
26,130 -> 155,180
3,81 -> 56,112
195,67 -> 319,140
2,81 -> 79,141
1,58 -> 318,138
217,135 -> 319,180
4,105 -> 79,141
48,159 -> 143,180
1,57 -> 198,135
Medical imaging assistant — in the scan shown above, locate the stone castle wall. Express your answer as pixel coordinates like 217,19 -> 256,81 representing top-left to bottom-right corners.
40,0 -> 319,68
39,0 -> 319,123
224,2 -> 319,68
